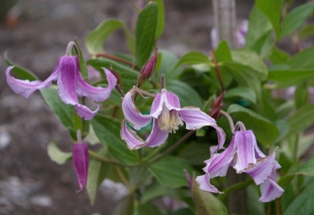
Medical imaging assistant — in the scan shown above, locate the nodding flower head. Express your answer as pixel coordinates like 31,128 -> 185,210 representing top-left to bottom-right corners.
196,122 -> 284,202
6,41 -> 117,120
121,87 -> 226,150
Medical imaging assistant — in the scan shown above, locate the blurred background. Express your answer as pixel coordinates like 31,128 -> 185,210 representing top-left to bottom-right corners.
0,0 -> 252,214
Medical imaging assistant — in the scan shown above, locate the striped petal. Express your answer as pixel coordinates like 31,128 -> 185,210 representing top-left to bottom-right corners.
76,67 -> 117,102
196,173 -> 222,194
121,120 -> 146,150
259,174 -> 284,202
145,120 -> 169,148
6,65 -> 58,98
122,90 -> 152,130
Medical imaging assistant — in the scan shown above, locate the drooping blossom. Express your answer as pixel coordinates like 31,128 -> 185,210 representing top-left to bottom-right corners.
121,87 -> 226,150
6,41 -> 117,120
196,123 -> 284,202
72,131 -> 89,192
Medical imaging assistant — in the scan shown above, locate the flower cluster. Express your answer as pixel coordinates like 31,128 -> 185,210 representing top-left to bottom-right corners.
196,122 -> 284,202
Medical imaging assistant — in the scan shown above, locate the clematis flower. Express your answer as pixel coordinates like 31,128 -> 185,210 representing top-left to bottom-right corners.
121,87 -> 226,150
72,133 -> 89,192
196,123 -> 284,202
5,41 -> 117,120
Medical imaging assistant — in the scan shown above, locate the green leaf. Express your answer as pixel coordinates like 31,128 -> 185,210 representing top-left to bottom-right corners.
231,49 -> 268,81
256,0 -> 284,37
287,104 -> 314,136
135,2 -> 158,66
87,58 -> 138,92
4,53 -> 38,81
294,83 -> 309,109
167,80 -> 203,108
287,159 -> 314,176
148,156 -> 194,188
268,69 -> 314,87
214,41 -> 232,62
283,179 -> 314,215
287,46 -> 314,69
157,49 -> 180,78
192,175 -> 228,215
86,148 -> 111,204
172,51 -> 210,71
281,2 -> 314,38
41,87 -> 76,139
227,104 -> 279,146
155,0 -> 165,39
74,40 -> 88,78
178,143 -> 211,165
269,47 -> 291,64
136,203 -> 163,215
47,141 -> 72,165
246,4 -> 272,48
224,87 -> 257,104
220,62 -> 262,98
86,18 -> 125,54
91,115 -> 139,165
300,24 -> 314,39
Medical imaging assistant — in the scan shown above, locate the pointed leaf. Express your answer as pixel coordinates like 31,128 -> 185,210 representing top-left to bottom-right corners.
155,0 -> 165,39
214,41 -> 232,62
91,115 -> 139,165
172,51 -> 210,71
224,87 -> 256,104
287,104 -> 314,136
148,156 -> 194,188
135,2 -> 158,66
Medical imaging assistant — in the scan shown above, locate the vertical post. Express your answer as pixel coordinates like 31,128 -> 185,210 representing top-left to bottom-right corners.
212,0 -> 236,48
212,0 -> 247,214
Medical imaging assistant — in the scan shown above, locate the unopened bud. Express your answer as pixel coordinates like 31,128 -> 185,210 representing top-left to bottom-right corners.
137,49 -> 158,86
72,142 -> 89,192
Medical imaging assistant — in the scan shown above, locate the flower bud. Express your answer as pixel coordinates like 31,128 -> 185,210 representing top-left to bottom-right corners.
137,49 -> 158,86
72,143 -> 89,192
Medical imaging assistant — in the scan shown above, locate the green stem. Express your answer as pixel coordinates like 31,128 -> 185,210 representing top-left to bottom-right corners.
293,134 -> 299,162
145,130 -> 195,166
88,150 -> 138,167
218,179 -> 253,201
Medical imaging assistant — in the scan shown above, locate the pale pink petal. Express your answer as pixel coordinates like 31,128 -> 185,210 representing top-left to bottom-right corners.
178,107 -> 226,149
204,135 -> 236,178
121,120 -> 146,150
241,152 -> 276,185
122,90 -> 152,130
259,175 -> 284,202
57,56 -> 79,105
196,173 -> 222,194
75,104 -> 99,120
6,65 -> 58,98
150,92 -> 163,118
76,67 -> 117,102
145,120 -> 169,148
233,130 -> 257,172
163,89 -> 181,110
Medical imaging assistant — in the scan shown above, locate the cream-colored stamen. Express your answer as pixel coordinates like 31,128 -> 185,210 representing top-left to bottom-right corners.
158,104 -> 183,133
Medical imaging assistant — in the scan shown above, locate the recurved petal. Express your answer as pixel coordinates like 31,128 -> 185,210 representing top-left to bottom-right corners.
196,173 -> 222,194
122,90 -> 152,130
259,176 -> 284,202
150,91 -> 163,118
178,107 -> 226,149
57,56 -> 79,105
6,65 -> 58,98
145,120 -> 169,148
72,143 -> 89,192
76,67 -> 117,102
204,135 -> 236,178
121,120 -> 146,150
241,151 -> 276,185
75,104 -> 99,120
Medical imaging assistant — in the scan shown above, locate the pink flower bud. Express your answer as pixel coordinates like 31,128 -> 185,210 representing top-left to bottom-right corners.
137,49 -> 158,86
72,143 -> 89,192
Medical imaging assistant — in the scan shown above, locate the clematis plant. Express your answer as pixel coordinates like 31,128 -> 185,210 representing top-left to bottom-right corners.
6,41 -> 117,120
6,0 -> 314,214
121,86 -> 226,150
196,122 -> 284,202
